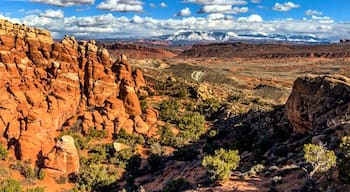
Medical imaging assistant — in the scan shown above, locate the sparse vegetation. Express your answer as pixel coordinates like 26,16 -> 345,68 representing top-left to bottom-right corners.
177,112 -> 206,143
37,169 -> 46,180
157,123 -> 177,146
202,148 -> 240,181
77,164 -> 119,191
25,187 -> 45,192
339,136 -> 350,183
115,129 -> 145,146
159,100 -> 181,122
303,143 -> 336,178
0,179 -> 22,192
197,98 -> 224,119
86,128 -> 107,139
55,175 -> 67,184
0,143 -> 8,160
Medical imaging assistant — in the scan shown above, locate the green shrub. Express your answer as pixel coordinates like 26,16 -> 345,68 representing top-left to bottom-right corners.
115,129 -> 145,146
74,136 -> 90,150
202,148 -> 240,181
0,179 -> 22,192
163,178 -> 191,192
177,112 -> 206,143
26,187 -> 45,192
88,145 -> 108,164
157,123 -> 176,146
150,142 -> 163,156
159,100 -> 181,122
110,148 -> 135,169
140,100 -> 148,112
55,175 -> 67,184
339,136 -> 350,183
304,143 -> 336,178
86,128 -> 107,139
77,164 -> 118,191
177,88 -> 189,98
20,164 -> 35,178
197,98 -> 223,119
0,143 -> 8,160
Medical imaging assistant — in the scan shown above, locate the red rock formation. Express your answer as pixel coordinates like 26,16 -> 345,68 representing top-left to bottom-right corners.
145,107 -> 159,127
0,19 -> 153,170
133,68 -> 146,88
286,75 -> 350,134
45,135 -> 79,174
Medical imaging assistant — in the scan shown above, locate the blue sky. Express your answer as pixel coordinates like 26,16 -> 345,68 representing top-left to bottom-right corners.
1,0 -> 350,40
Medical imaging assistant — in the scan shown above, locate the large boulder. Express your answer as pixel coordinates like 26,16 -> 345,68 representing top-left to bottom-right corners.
44,135 -> 79,174
286,75 -> 350,134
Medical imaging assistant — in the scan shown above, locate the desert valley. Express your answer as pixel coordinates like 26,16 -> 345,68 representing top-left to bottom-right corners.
1,13 -> 350,192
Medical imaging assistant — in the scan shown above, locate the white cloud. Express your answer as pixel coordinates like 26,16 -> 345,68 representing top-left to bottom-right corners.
97,0 -> 144,12
149,3 -> 156,8
311,16 -> 334,24
0,13 -> 21,24
5,10 -> 348,41
18,9 -> 42,15
30,0 -> 94,7
207,13 -> 225,20
237,14 -> 263,22
39,9 -> 64,19
184,0 -> 248,14
176,7 -> 191,16
199,5 -> 248,14
160,2 -> 168,8
305,9 -> 323,16
184,0 -> 247,5
273,2 -> 300,12
251,0 -> 261,3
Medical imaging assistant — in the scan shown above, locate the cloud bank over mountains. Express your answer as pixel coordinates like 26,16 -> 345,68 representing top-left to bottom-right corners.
0,0 -> 346,41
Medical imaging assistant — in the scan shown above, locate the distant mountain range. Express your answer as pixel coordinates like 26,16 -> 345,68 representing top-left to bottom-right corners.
151,30 -> 331,44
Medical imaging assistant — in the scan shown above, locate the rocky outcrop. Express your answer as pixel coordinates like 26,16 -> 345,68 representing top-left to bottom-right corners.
179,43 -> 350,59
286,75 -> 350,134
44,135 -> 79,174
0,19 -> 157,167
104,42 -> 177,59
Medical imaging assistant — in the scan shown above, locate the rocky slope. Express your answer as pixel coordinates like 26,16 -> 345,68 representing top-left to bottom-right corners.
0,19 -> 157,175
101,42 -> 177,59
131,74 -> 350,192
179,42 -> 350,59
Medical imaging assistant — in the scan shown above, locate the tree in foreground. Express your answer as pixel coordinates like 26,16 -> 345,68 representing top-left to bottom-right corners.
303,143 -> 336,179
202,148 -> 240,181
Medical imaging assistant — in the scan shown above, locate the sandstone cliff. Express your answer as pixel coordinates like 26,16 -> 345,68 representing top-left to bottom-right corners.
0,19 -> 156,173
286,74 -> 350,134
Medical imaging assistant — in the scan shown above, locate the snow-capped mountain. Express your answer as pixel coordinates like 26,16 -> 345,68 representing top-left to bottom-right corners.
157,31 -> 237,42
152,31 -> 331,44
